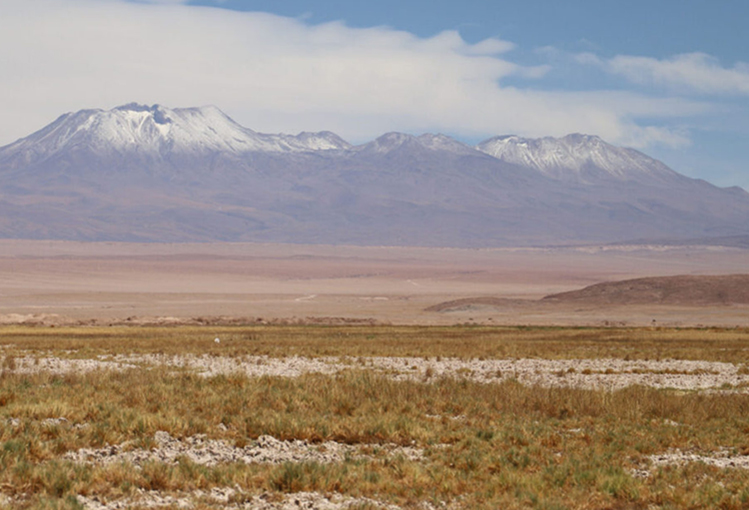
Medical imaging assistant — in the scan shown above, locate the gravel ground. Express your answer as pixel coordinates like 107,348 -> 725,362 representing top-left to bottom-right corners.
8,353 -> 749,391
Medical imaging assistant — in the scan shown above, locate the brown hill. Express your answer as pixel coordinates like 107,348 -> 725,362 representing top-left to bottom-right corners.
424,297 -> 528,313
542,274 -> 749,306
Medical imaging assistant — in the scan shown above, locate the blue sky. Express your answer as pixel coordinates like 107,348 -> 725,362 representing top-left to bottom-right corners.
194,1 -> 746,61
1,0 -> 748,188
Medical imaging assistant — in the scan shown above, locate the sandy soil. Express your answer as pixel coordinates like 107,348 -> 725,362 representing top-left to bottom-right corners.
0,240 -> 747,327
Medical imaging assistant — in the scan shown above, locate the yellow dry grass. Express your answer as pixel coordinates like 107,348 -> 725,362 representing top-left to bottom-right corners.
1,325 -> 749,509
1,324 -> 749,362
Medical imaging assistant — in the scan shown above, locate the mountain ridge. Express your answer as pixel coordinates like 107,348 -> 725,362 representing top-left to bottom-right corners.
0,103 -> 352,165
0,103 -> 698,180
0,103 -> 747,247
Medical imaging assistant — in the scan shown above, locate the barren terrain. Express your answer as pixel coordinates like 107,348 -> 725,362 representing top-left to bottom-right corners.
0,240 -> 747,327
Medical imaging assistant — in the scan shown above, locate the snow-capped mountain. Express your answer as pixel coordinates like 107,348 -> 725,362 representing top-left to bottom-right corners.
0,103 -> 747,247
0,103 -> 350,167
477,133 -> 680,184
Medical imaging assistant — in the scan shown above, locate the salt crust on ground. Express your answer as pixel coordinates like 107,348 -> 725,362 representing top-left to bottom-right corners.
630,449 -> 749,479
77,489 -> 402,509
9,354 -> 749,391
65,431 -> 425,467
649,449 -> 749,470
65,433 -> 427,509
6,354 -> 749,508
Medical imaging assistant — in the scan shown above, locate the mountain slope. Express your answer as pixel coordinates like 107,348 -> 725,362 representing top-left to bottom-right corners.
0,103 -> 747,247
477,133 -> 681,185
543,275 -> 749,305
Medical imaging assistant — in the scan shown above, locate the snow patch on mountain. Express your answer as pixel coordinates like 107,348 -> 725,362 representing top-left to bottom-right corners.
358,132 -> 416,153
294,131 -> 351,151
356,132 -> 478,155
416,134 -> 478,154
477,133 -> 679,183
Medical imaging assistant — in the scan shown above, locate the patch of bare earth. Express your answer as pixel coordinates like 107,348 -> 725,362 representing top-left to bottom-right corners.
77,489 -> 402,509
65,431 -> 425,467
64,432 -> 427,509
631,449 -> 749,479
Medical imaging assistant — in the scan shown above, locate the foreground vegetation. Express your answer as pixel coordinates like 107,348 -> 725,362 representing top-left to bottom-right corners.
2,324 -> 749,362
2,325 -> 749,509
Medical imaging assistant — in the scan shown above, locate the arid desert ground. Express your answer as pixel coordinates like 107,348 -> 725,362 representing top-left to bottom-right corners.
0,240 -> 747,327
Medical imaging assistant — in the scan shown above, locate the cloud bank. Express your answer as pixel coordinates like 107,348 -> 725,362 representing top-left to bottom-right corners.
0,0 -> 710,148
580,52 -> 749,96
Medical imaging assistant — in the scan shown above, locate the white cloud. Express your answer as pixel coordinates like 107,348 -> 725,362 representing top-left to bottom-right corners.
583,52 -> 749,96
0,0 -> 709,149
461,37 -> 515,55
127,0 -> 190,4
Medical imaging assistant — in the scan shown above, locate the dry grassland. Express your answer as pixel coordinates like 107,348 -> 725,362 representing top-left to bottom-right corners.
2,325 -> 749,509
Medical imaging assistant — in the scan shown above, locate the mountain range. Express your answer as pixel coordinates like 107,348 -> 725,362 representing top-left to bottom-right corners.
0,103 -> 747,247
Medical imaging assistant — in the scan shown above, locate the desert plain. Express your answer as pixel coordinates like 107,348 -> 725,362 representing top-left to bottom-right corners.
0,239 -> 747,327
